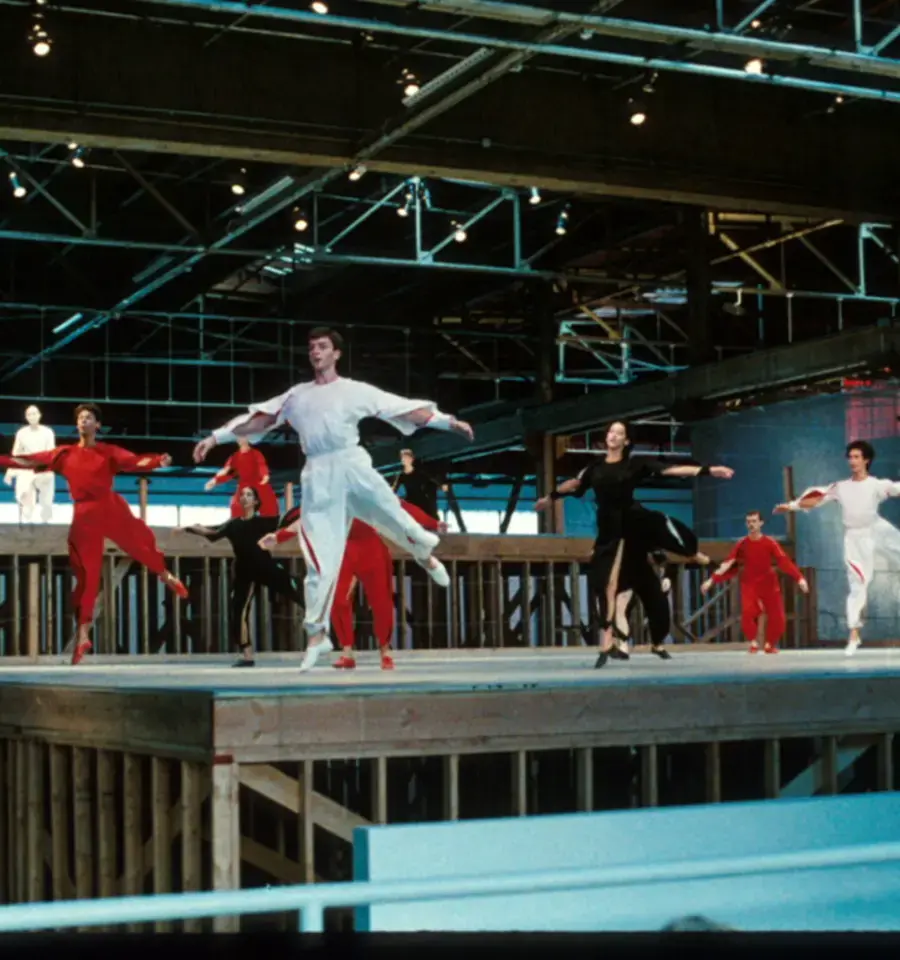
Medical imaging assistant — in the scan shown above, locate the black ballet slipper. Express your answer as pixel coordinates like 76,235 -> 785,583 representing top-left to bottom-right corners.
650,645 -> 672,660
595,650 -> 611,669
233,643 -> 256,668
608,644 -> 630,661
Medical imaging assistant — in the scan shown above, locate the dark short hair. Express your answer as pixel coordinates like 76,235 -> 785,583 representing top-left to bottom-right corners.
74,402 -> 102,423
240,486 -> 261,510
308,326 -> 345,352
846,439 -> 875,465
745,510 -> 763,520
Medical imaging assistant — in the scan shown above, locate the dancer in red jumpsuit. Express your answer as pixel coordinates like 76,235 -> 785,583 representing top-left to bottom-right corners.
205,436 -> 280,518
0,403 -> 188,665
261,499 -> 442,669
701,509 -> 808,653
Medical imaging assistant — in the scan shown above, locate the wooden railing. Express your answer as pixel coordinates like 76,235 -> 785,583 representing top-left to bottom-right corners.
0,524 -> 816,658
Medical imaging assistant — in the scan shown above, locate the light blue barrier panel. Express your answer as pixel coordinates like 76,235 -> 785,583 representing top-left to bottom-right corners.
353,794 -> 900,932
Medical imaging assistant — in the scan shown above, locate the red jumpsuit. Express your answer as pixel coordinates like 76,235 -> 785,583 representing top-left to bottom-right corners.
209,446 -> 280,518
277,500 -> 440,662
712,534 -> 804,650
0,444 -> 182,627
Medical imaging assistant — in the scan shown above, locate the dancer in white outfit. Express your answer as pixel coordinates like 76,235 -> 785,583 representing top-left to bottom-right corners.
5,405 -> 55,523
774,440 -> 900,656
193,327 -> 474,670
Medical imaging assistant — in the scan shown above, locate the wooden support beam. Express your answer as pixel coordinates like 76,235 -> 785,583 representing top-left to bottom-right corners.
181,760 -> 205,933
26,740 -> 44,902
152,757 -> 173,932
122,753 -> 143,930
96,750 -> 117,917
212,758 -> 241,932
72,747 -> 94,908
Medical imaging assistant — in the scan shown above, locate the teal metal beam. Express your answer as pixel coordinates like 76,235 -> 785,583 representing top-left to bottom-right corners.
370,323 -> 900,467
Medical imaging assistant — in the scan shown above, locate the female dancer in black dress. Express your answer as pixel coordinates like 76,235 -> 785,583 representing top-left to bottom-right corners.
535,420 -> 734,667
176,485 -> 304,667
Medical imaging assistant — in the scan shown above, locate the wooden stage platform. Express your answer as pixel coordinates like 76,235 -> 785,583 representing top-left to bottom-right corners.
2,647 -> 898,929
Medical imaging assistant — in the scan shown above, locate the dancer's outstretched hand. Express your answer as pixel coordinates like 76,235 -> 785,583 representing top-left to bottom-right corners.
772,503 -> 790,514
204,478 -> 217,491
160,454 -> 172,467
700,578 -> 714,594
258,533 -> 277,551
450,417 -> 474,441
798,577 -> 809,593
710,465 -> 734,479
193,435 -> 216,463
534,496 -> 551,512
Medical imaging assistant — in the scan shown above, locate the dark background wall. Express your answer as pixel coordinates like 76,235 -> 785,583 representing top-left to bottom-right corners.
691,386 -> 900,641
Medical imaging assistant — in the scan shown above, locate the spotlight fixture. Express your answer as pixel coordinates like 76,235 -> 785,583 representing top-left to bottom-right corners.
744,57 -> 764,75
310,0 -> 329,12
70,146 -> 87,169
451,221 -> 467,243
348,164 -> 367,182
750,19 -> 761,29
293,207 -> 309,232
827,94 -> 846,115
528,186 -> 541,206
230,168 -> 247,196
642,71 -> 659,95
399,68 -> 421,99
397,192 -> 412,217
627,99 -> 647,126
8,172 -> 26,199
30,13 -> 52,57
555,205 -> 570,236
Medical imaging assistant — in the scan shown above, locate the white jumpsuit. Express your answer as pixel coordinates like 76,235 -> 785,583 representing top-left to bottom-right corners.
5,424 -> 55,522
791,476 -> 900,630
213,377 -> 443,636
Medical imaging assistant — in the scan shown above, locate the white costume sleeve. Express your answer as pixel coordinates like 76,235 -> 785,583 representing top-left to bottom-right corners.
212,389 -> 293,445
352,381 -> 444,436
788,484 -> 838,510
5,429 -> 25,482
875,478 -> 900,499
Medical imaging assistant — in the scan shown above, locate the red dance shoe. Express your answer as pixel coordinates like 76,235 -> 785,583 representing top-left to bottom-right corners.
763,643 -> 779,655
380,650 -> 395,671
748,641 -> 760,654
333,654 -> 357,670
72,639 -> 92,666
163,572 -> 189,600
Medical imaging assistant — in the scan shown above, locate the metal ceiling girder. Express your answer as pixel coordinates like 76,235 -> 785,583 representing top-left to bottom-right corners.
370,323 -> 900,466
2,0 -> 591,382
134,0 -> 900,103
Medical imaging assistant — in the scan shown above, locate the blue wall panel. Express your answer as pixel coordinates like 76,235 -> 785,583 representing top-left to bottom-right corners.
353,794 -> 900,932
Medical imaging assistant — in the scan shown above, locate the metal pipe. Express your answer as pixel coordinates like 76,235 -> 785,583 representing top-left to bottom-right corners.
734,0 -> 779,35
138,0 -> 900,83
0,230 -> 273,257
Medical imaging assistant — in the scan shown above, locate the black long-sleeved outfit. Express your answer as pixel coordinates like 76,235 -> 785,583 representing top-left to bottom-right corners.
572,456 -> 700,648
185,514 -> 303,650
395,466 -> 443,520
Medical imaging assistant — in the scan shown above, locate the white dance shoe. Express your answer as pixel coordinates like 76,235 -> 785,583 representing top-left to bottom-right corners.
299,636 -> 334,671
417,555 -> 450,588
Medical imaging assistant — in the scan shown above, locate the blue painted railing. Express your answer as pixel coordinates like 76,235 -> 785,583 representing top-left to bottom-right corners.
0,841 -> 898,933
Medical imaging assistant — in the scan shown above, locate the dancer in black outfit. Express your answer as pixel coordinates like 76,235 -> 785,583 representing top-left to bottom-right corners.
176,486 -> 304,667
535,421 -> 734,668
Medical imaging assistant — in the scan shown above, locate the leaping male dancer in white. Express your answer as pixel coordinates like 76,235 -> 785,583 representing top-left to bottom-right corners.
774,439 -> 900,656
193,327 -> 474,670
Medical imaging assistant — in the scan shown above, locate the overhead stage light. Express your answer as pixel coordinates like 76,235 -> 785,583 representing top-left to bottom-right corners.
451,221 -> 467,243
529,186 -> 541,205
8,173 -> 26,199
310,1 -> 329,12
744,57 -> 764,75
628,99 -> 647,125
555,205 -> 570,236
348,164 -> 366,181
230,168 -> 247,196
30,12 -> 52,57
293,208 -> 308,232
70,146 -> 87,169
